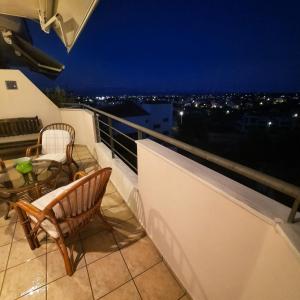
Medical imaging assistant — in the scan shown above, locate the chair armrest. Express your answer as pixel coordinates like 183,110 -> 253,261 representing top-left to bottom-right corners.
26,144 -> 42,157
15,200 -> 44,221
73,171 -> 87,181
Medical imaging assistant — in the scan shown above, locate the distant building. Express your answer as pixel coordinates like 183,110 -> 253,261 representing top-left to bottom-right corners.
141,102 -> 173,135
101,102 -> 173,136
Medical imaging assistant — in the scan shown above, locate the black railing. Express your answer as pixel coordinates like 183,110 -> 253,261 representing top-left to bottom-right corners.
62,103 -> 300,223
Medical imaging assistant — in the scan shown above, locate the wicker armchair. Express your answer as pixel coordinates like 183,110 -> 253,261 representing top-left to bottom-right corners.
26,123 -> 78,179
15,167 -> 112,276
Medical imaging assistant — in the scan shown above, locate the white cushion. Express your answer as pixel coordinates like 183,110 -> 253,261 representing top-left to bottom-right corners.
29,172 -> 97,239
36,153 -> 66,163
42,129 -> 71,155
30,185 -> 71,238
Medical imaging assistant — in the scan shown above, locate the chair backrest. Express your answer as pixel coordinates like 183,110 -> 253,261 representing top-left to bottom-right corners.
44,167 -> 112,235
39,123 -> 75,155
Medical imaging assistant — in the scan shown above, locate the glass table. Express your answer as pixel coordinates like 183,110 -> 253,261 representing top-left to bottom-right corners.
0,159 -> 62,219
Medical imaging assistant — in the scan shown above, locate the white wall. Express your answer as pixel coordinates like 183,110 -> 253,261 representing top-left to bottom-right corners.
60,108 -> 97,155
136,139 -> 300,300
0,69 -> 61,126
95,142 -> 138,209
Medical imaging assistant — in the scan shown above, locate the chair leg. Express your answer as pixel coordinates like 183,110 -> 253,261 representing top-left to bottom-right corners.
72,159 -> 79,170
66,162 -> 74,181
15,206 -> 39,250
56,238 -> 73,276
4,202 -> 11,220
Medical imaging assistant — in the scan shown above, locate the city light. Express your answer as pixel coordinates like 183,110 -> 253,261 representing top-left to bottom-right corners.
267,121 -> 272,127
179,110 -> 184,124
226,110 -> 230,114
293,113 -> 298,118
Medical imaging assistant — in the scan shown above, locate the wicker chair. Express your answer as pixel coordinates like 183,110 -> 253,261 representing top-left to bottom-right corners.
15,167 -> 112,276
26,123 -> 78,179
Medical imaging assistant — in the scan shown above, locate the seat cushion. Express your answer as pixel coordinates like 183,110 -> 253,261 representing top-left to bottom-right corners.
36,153 -> 66,163
29,185 -> 71,238
29,172 -> 96,238
42,129 -> 71,155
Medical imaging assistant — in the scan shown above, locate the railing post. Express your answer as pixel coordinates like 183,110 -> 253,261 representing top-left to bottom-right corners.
288,198 -> 300,223
108,117 -> 115,158
137,130 -> 143,140
94,113 -> 101,143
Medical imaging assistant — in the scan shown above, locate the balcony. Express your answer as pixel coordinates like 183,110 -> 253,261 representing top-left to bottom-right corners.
1,69 -> 300,300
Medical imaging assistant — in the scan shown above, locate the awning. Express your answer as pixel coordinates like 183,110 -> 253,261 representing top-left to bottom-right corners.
0,0 -> 99,51
0,15 -> 64,79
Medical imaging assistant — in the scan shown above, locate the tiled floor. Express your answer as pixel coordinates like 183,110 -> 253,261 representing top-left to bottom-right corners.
0,146 -> 190,300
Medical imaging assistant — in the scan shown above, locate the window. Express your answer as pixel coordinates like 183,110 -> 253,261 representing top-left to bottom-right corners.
163,117 -> 169,122
5,81 -> 18,90
153,124 -> 161,129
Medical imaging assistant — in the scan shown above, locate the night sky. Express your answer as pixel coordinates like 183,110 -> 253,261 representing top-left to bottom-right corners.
25,0 -> 300,94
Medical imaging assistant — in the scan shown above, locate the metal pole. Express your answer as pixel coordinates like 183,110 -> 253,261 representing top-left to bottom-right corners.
108,117 -> 115,158
137,130 -> 143,140
288,198 -> 300,223
95,113 -> 101,143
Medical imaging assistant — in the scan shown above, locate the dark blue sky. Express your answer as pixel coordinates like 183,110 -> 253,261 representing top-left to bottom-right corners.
25,0 -> 300,94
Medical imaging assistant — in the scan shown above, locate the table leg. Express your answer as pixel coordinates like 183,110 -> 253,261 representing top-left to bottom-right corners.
4,201 -> 11,219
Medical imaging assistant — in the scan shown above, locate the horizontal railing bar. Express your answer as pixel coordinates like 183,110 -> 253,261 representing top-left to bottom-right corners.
112,137 -> 137,158
99,129 -> 111,138
111,127 -> 136,142
113,149 -> 137,171
98,119 -> 109,127
62,103 -> 300,203
98,133 -> 137,170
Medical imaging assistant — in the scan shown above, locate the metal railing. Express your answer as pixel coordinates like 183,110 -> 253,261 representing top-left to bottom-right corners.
62,103 -> 300,223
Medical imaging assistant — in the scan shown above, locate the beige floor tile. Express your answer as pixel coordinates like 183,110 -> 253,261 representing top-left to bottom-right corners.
100,281 -> 141,300
113,217 -> 145,249
121,237 -> 162,277
88,251 -> 131,299
82,231 -> 118,264
79,217 -> 108,239
0,203 -> 17,227
103,204 -> 134,224
101,191 -> 124,210
8,238 -> 46,268
46,238 -> 58,253
47,267 -> 93,300
12,222 -> 26,240
47,240 -> 85,283
0,223 -> 15,246
0,244 -> 10,272
0,270 -> 4,289
134,262 -> 184,300
106,181 -> 116,194
13,223 -> 47,242
179,294 -> 192,300
18,286 -> 46,300
1,255 -> 46,300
